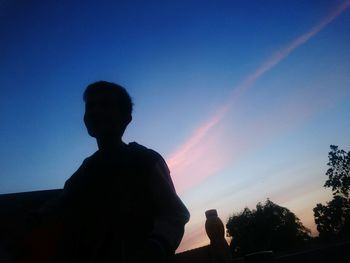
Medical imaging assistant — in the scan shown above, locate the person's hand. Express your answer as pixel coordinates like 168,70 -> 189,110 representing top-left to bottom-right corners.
128,239 -> 166,263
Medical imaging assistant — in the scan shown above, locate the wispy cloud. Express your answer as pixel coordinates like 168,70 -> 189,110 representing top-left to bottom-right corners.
167,0 -> 350,194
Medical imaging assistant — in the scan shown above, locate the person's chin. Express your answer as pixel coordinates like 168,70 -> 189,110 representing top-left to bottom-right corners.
88,128 -> 115,139
86,128 -> 100,138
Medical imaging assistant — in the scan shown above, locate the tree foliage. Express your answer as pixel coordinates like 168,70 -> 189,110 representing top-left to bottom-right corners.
313,145 -> 350,241
226,199 -> 310,257
314,196 -> 350,240
324,145 -> 350,198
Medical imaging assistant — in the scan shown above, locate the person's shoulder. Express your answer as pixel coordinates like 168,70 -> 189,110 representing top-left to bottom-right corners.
68,151 -> 99,180
80,151 -> 99,166
127,142 -> 164,163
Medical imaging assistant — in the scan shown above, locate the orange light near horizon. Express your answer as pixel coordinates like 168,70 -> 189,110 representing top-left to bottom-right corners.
172,2 -> 350,251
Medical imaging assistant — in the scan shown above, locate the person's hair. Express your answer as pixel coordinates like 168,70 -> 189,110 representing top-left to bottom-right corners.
83,81 -> 133,120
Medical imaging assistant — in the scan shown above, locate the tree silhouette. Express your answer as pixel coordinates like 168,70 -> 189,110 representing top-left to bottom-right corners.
314,196 -> 350,240
226,199 -> 310,257
324,145 -> 350,198
313,145 -> 350,241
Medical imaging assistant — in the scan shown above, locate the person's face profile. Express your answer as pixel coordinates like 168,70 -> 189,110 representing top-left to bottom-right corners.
84,92 -> 123,138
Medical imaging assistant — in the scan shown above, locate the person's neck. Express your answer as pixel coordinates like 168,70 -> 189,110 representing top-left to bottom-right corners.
97,136 -> 125,154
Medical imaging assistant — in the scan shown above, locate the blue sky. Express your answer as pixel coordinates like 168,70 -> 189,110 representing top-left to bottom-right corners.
1,0 -> 350,252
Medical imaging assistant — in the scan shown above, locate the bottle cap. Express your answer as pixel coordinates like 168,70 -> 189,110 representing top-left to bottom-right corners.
205,209 -> 218,218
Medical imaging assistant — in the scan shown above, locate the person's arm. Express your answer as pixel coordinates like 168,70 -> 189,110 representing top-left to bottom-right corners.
148,158 -> 190,255
130,156 -> 190,263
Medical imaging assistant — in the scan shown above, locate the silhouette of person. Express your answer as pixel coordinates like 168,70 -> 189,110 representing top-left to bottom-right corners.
37,81 -> 190,263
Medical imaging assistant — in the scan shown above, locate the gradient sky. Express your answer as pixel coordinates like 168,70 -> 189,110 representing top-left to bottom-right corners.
1,0 -> 350,252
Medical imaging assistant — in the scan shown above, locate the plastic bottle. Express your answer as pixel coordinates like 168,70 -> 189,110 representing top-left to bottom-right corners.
205,209 -> 232,263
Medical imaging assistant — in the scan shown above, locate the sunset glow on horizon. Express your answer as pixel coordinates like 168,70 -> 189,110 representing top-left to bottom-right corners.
168,1 -> 350,251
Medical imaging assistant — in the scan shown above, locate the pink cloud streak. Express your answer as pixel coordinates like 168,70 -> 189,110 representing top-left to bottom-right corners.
167,1 -> 350,194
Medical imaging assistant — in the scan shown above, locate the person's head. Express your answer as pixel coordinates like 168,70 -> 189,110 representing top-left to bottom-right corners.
83,81 -> 133,139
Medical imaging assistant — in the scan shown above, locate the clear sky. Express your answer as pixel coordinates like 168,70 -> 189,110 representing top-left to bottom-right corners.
1,0 -> 350,252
